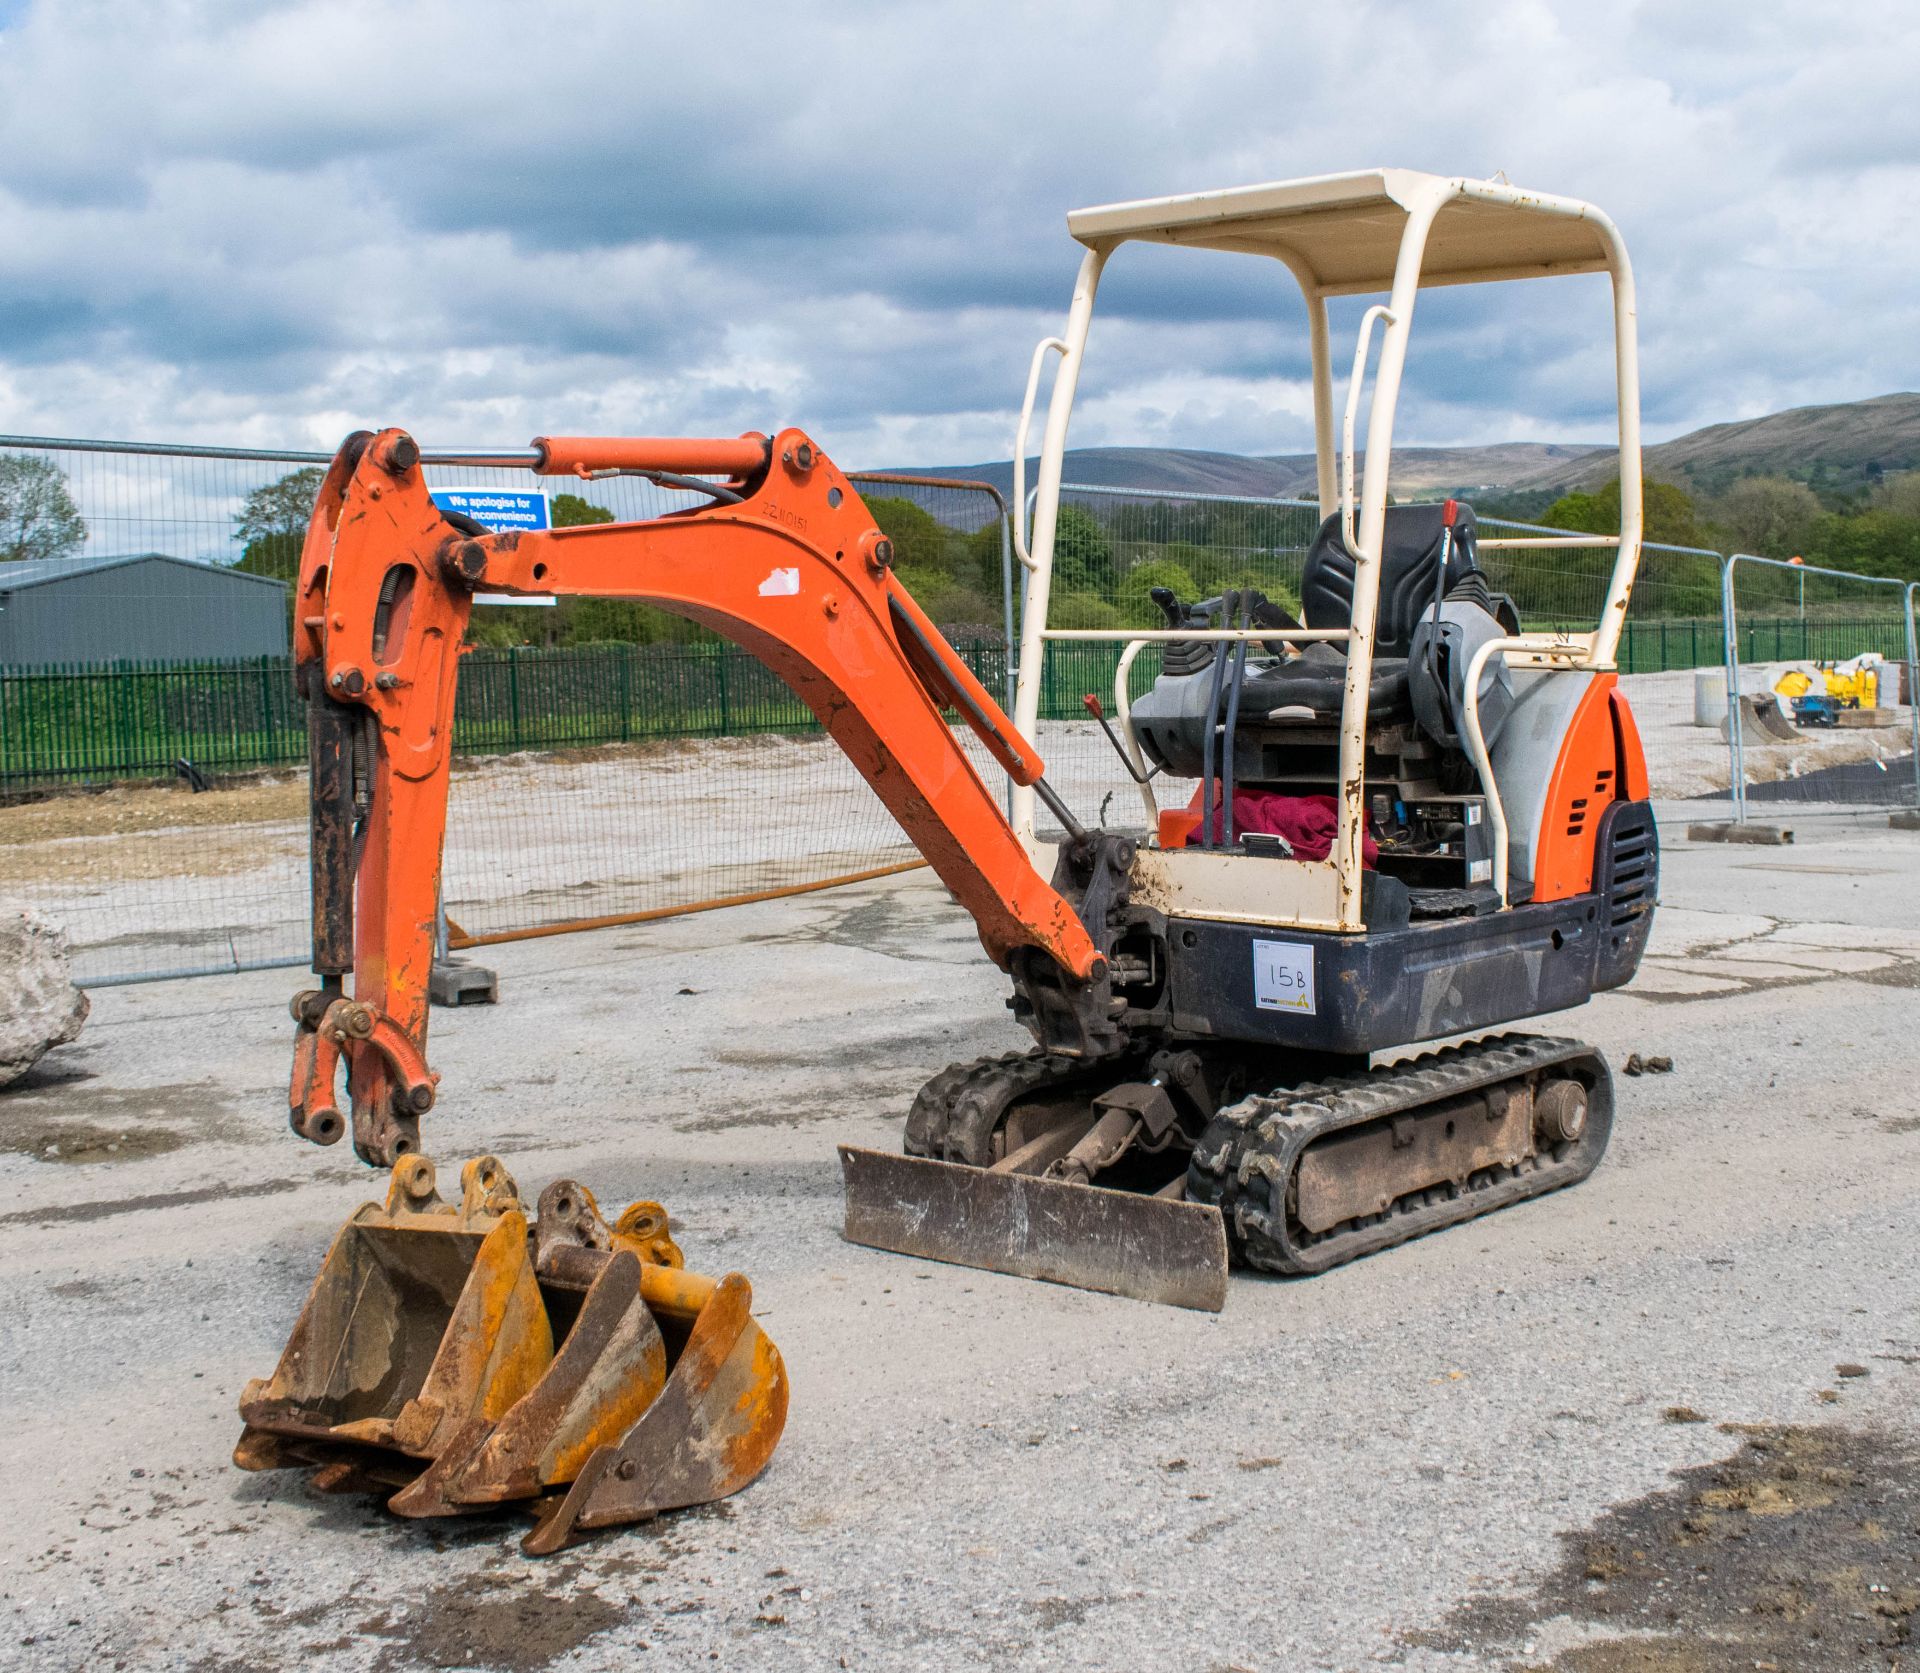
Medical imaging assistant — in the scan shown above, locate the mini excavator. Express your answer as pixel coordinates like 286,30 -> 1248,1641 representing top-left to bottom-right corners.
242,170 -> 1657,1537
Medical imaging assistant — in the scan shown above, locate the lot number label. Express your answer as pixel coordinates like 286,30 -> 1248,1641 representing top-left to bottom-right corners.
1252,939 -> 1317,1014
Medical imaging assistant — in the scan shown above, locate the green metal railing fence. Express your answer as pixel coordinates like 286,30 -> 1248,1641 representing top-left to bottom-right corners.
0,620 -> 1887,790
3,642 -> 1009,788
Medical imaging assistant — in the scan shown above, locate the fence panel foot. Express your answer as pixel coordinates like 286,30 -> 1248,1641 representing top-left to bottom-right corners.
430,957 -> 500,1006
1687,820 -> 1794,846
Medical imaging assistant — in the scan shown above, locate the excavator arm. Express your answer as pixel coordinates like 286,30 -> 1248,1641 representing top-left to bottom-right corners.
289,426 -> 1119,1166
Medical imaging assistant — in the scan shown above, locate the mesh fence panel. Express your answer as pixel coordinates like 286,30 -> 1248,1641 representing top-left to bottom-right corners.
17,439 -> 1913,985
0,439 -> 1011,981
442,474 -> 1013,947
1720,555 -> 1920,821
1031,485 -> 1738,826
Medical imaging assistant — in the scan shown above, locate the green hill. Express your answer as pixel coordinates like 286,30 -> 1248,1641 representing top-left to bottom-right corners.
893,394 -> 1920,506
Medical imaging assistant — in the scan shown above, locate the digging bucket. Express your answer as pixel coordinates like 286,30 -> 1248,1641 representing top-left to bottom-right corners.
518,1258 -> 790,1555
387,1176 -> 789,1548
235,1155 -> 553,1464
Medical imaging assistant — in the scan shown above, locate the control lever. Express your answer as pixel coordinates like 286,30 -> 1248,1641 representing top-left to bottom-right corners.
1082,694 -> 1164,786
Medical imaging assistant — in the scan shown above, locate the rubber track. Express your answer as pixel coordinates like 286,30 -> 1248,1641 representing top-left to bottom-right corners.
904,1049 -> 1129,1167
1186,1033 -> 1613,1276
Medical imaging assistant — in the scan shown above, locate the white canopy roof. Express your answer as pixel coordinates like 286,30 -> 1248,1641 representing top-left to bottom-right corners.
1065,169 -> 1616,296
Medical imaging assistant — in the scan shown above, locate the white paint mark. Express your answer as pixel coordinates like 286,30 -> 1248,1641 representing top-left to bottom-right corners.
757,567 -> 801,597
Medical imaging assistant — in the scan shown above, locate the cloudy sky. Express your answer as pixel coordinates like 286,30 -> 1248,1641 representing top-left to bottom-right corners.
0,0 -> 1915,467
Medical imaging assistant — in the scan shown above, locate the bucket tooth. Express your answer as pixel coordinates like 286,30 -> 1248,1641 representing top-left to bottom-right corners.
390,1247 -> 669,1517
237,1156 -> 553,1459
234,1427 -> 423,1494
521,1267 -> 789,1556
233,1425 -> 306,1473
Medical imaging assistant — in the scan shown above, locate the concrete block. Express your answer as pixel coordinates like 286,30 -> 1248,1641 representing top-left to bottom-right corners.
430,957 -> 499,1006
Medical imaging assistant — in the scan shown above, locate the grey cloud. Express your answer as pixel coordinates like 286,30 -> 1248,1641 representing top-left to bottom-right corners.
0,0 -> 1915,464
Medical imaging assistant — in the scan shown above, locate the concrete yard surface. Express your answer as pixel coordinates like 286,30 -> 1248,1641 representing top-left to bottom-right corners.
2,814 -> 1919,1670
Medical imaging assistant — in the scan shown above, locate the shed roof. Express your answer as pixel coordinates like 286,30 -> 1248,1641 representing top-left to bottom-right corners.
1066,169 -> 1617,296
0,552 -> 288,592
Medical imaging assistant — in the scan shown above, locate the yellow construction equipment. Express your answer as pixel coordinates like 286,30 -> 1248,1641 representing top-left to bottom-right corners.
1774,653 -> 1882,710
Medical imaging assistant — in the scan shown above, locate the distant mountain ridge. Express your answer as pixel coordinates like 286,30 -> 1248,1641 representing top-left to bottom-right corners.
1616,392 -> 1920,497
885,392 -> 1920,505
891,442 -> 1606,504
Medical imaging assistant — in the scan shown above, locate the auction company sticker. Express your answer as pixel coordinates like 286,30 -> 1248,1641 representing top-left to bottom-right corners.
1252,939 -> 1316,1014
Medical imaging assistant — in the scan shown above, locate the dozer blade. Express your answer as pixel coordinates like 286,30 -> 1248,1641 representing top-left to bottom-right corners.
837,1144 -> 1229,1312
236,1156 -> 553,1464
521,1263 -> 790,1556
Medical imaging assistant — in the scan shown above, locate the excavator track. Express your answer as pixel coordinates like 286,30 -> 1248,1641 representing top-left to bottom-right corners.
1186,1034 -> 1612,1276
904,1047 -> 1147,1166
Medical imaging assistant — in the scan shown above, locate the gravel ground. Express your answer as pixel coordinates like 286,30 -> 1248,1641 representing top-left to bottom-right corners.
2,809 -> 1917,1670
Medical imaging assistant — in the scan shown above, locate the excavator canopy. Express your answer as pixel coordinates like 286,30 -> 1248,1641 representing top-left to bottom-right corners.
1065,167 -> 1618,293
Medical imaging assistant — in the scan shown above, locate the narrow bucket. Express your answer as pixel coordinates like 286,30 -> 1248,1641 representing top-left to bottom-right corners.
521,1261 -> 790,1555
389,1244 -> 669,1516
235,1156 -> 552,1463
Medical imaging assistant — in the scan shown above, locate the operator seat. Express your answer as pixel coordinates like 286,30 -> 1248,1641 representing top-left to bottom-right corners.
1252,503 -> 1482,724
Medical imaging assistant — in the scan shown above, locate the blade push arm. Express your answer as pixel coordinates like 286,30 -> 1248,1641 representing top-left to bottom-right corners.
291,426 -> 1112,1164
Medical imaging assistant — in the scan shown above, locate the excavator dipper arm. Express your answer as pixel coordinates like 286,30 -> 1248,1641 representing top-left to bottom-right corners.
290,427 -> 1110,1165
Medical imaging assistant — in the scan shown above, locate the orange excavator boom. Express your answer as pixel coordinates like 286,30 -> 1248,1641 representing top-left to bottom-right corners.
289,426 -> 1111,1165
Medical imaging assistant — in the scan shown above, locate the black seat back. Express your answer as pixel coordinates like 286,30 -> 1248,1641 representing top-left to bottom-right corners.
1301,503 -> 1481,656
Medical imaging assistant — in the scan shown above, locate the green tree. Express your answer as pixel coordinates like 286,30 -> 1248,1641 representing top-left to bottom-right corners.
1047,591 -> 1125,631
965,520 -> 1008,595
552,492 -> 613,527
1872,473 -> 1920,521
1542,477 -> 1702,547
865,495 -> 1010,630
1713,476 -> 1821,559
1117,558 -> 1200,624
233,465 -> 324,579
867,495 -> 952,580
0,453 -> 86,562
1802,508 -> 1920,579
1051,504 -> 1116,596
